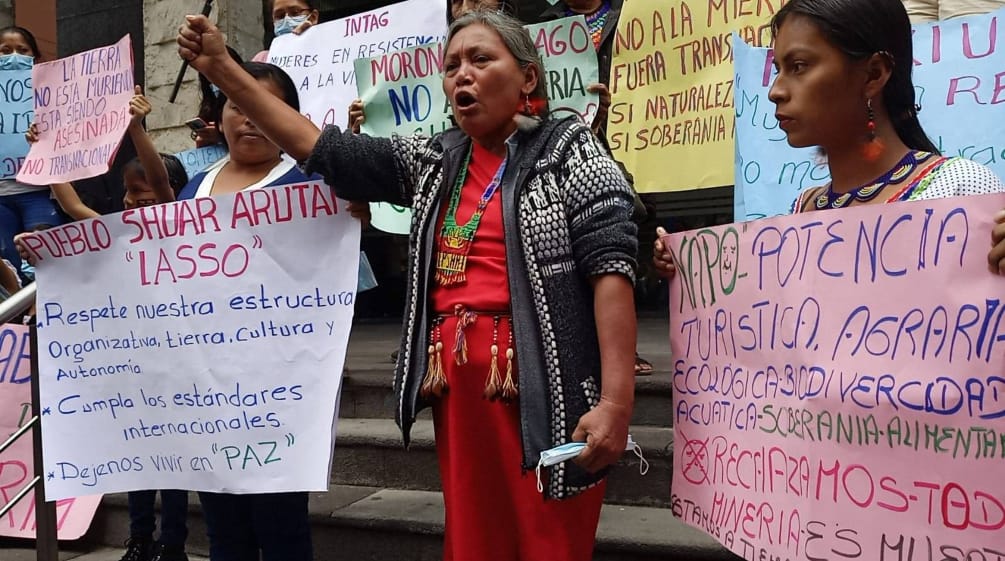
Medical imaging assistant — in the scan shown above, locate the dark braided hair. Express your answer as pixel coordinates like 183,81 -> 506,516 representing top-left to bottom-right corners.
771,0 -> 939,154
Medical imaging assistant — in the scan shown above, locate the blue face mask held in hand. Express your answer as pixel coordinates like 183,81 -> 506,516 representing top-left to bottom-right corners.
357,251 -> 378,292
274,14 -> 309,37
0,53 -> 33,71
535,435 -> 649,492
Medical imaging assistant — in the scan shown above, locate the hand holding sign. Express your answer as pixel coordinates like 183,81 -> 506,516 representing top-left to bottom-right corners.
587,82 -> 610,133
988,208 -> 1005,274
128,85 -> 152,125
16,35 -> 135,184
348,98 -> 365,133
652,226 -> 675,278
25,121 -> 39,143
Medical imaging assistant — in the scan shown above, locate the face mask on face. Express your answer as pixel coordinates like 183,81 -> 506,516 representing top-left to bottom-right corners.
274,14 -> 309,37
534,435 -> 648,493
0,53 -> 34,71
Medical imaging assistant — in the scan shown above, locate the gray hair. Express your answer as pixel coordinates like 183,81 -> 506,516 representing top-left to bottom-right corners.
447,10 -> 550,116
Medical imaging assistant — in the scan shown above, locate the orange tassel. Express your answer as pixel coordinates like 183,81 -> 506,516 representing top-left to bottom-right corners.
484,344 -> 502,400
431,342 -> 447,396
420,344 -> 437,397
420,341 -> 448,398
500,348 -> 518,402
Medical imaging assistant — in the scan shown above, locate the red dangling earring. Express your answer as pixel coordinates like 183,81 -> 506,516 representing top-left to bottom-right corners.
862,98 -> 884,161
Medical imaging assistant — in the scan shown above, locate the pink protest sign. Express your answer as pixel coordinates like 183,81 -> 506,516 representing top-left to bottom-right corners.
16,35 -> 133,185
0,324 -> 101,539
667,194 -> 1005,560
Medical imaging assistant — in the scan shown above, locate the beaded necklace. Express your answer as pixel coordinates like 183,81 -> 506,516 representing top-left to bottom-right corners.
567,1 -> 610,50
435,145 -> 508,286
814,150 -> 934,210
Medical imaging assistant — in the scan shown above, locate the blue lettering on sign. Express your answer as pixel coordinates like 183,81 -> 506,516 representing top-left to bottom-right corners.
388,84 -> 432,126
56,456 -> 144,487
750,207 -> 970,291
0,327 -> 31,384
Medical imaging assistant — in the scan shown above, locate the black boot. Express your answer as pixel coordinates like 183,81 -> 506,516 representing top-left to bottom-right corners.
119,536 -> 155,561
151,543 -> 189,561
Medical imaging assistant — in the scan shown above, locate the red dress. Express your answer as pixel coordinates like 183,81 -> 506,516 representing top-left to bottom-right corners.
429,142 -> 606,561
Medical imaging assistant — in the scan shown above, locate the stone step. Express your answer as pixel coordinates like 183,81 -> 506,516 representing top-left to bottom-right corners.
331,418 -> 673,508
338,368 -> 674,427
83,486 -> 740,561
0,542 -> 209,561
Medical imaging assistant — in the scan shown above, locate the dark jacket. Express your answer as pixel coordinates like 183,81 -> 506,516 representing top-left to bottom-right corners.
305,117 -> 637,498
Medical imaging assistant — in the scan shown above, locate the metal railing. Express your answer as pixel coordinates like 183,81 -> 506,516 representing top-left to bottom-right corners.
0,283 -> 58,561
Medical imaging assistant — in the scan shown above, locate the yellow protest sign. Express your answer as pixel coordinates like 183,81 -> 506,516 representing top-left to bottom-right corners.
608,0 -> 785,192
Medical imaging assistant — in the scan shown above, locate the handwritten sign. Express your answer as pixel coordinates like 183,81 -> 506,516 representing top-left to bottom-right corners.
352,15 -> 600,233
17,35 -> 134,185
270,0 -> 443,235
0,324 -> 102,539
354,16 -> 600,138
174,145 -> 228,181
28,182 -> 360,500
269,0 -> 445,131
354,41 -> 449,234
526,16 -> 601,124
355,42 -> 451,140
0,69 -> 33,180
734,8 -> 1005,221
608,0 -> 781,192
668,194 -> 1005,560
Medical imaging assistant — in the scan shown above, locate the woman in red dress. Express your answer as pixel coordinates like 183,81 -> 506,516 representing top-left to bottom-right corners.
180,10 -> 638,561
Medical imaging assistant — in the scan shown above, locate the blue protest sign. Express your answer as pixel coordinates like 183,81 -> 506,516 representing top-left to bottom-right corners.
0,69 -> 33,180
174,145 -> 228,180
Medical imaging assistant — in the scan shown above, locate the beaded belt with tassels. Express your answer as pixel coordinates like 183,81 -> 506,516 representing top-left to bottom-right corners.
419,303 -> 518,402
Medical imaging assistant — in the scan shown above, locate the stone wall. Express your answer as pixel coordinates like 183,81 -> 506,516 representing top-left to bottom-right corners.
143,0 -> 263,153
0,1 -> 12,27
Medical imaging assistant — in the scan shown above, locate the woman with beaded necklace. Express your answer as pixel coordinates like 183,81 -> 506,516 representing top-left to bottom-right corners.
654,0 -> 1005,277
180,9 -> 638,561
775,0 -> 1003,213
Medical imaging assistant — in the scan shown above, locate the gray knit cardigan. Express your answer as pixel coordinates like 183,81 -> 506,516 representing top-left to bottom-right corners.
304,117 -> 638,499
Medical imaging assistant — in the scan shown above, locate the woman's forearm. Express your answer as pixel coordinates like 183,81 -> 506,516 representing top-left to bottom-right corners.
128,122 -> 174,204
591,273 -> 637,410
51,183 -> 98,220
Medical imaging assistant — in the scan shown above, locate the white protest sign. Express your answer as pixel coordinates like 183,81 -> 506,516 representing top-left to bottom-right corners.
268,0 -> 446,130
26,182 -> 359,499
269,0 -> 444,236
